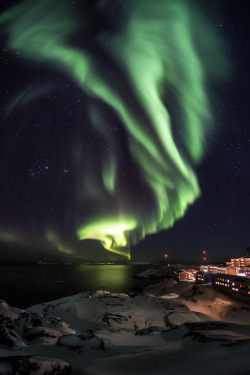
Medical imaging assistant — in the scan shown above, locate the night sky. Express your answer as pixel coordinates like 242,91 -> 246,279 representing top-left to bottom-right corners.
0,0 -> 249,263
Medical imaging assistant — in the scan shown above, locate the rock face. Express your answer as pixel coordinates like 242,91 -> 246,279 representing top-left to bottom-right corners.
0,292 -> 205,373
143,278 -> 200,298
184,321 -> 250,345
0,326 -> 24,348
0,299 -> 73,374
166,311 -> 200,328
0,356 -> 71,375
135,264 -> 199,279
135,265 -> 176,279
0,287 -> 250,374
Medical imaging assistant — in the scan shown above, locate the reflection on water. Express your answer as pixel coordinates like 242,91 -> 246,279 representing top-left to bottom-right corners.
0,263 -> 156,308
77,265 -> 129,292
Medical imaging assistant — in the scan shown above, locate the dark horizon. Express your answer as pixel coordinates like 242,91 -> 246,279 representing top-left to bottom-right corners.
0,238 -> 239,265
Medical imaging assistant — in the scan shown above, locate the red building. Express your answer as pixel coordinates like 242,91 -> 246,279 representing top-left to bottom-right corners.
179,270 -> 198,281
228,258 -> 250,267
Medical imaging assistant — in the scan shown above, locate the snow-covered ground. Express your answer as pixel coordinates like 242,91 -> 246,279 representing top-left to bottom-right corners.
0,278 -> 250,375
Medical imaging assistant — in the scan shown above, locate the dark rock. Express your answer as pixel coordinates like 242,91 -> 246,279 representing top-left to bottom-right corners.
23,326 -> 58,341
31,317 -> 42,327
0,356 -> 71,375
102,313 -> 128,325
57,335 -> 82,352
0,326 -> 22,348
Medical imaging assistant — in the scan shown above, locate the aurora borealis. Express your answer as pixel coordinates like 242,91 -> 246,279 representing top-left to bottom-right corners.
0,0 -> 249,262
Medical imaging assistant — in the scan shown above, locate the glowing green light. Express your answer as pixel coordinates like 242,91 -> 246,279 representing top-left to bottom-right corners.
77,218 -> 136,259
46,231 -> 72,255
0,231 -> 18,243
0,0 -> 227,259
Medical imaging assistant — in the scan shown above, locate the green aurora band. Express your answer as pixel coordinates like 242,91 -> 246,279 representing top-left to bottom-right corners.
0,0 -> 226,259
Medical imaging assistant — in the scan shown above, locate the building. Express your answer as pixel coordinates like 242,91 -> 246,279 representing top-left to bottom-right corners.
212,274 -> 235,295
225,248 -> 250,268
200,265 -> 238,275
179,269 -> 198,281
212,273 -> 250,304
200,265 -> 209,273
196,271 -> 213,284
245,266 -> 250,279
200,265 -> 226,274
226,266 -> 237,275
227,258 -> 250,267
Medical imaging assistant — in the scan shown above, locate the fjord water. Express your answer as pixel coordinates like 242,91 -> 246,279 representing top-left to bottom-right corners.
0,263 -> 156,308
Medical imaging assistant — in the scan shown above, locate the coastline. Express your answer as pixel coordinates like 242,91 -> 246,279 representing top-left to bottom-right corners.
1,274 -> 250,374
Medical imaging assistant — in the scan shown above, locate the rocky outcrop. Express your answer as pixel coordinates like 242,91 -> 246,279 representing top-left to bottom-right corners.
135,264 -> 199,279
0,356 -> 71,375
